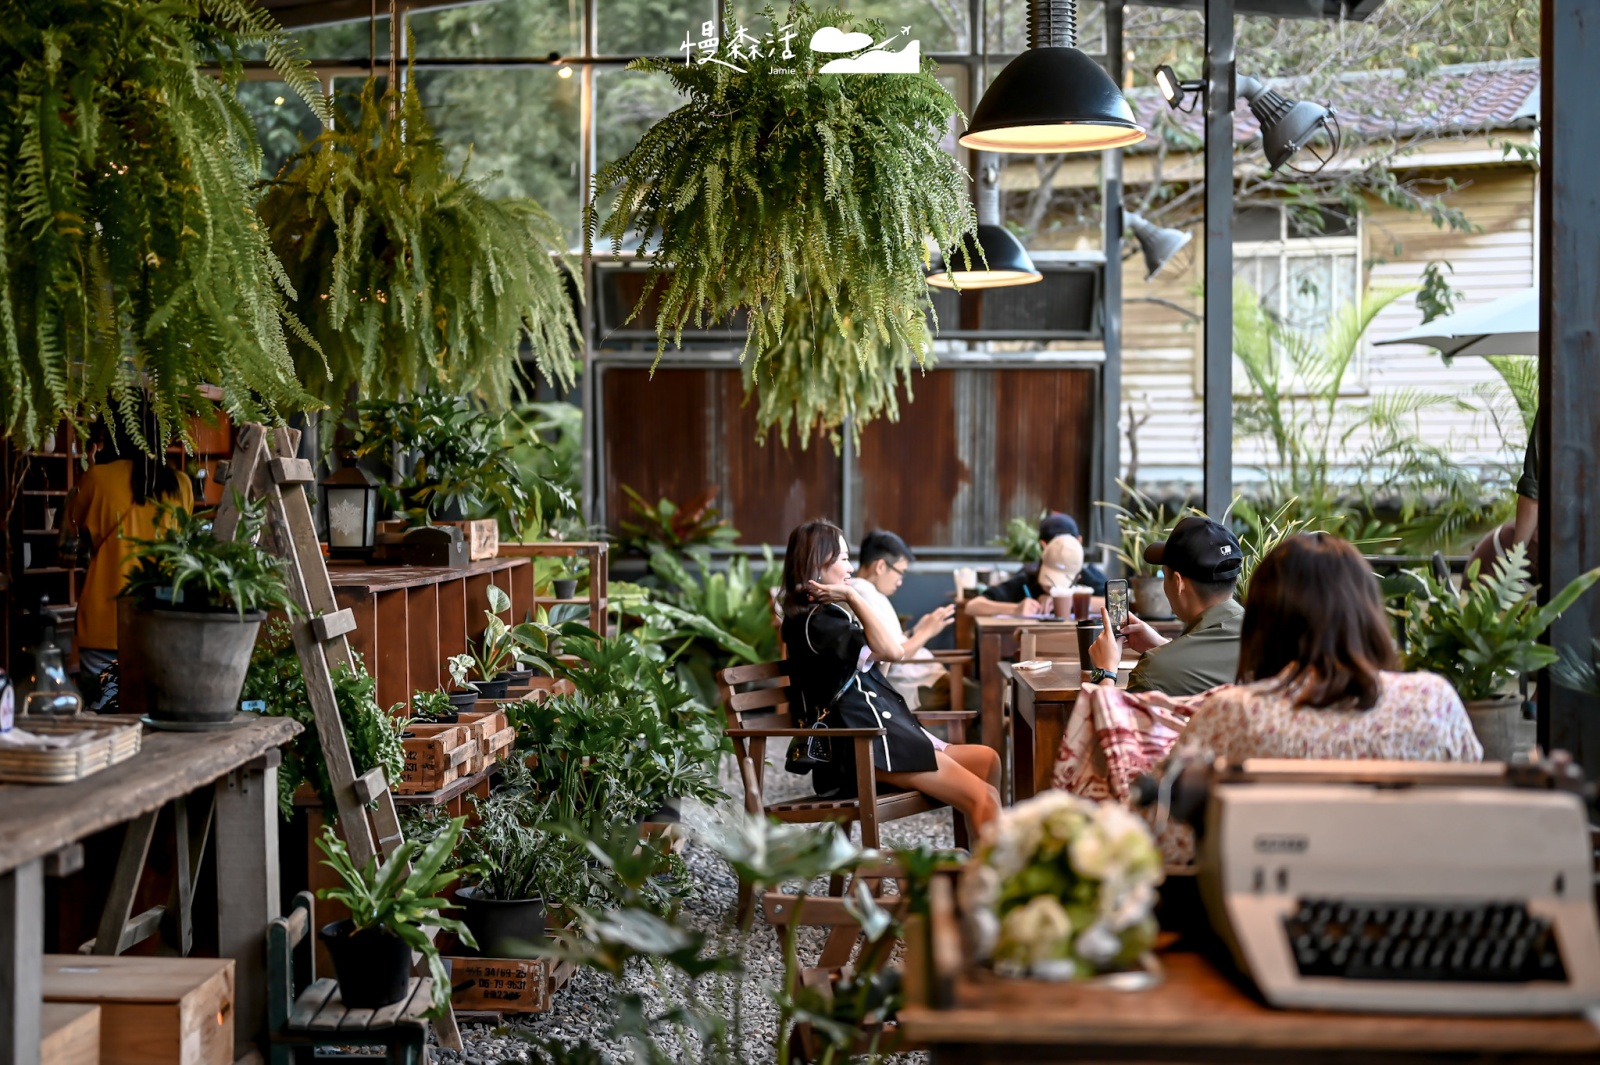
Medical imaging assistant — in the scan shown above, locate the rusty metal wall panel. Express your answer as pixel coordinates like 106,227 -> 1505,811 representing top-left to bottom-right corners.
993,368 -> 1097,533
601,367 -> 842,545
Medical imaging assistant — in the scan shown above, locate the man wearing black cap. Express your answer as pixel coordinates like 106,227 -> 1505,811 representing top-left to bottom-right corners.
965,511 -> 1109,618
1088,516 -> 1245,696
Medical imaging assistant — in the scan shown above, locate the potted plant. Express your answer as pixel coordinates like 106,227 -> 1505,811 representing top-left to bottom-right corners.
315,819 -> 476,1015
1097,484 -> 1180,620
412,688 -> 459,725
455,763 -> 584,957
551,558 -> 582,602
446,584 -> 527,700
1399,543 -> 1600,760
121,496 -> 297,725
588,3 -> 973,441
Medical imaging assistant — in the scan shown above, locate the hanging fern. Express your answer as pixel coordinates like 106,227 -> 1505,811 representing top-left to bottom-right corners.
0,0 -> 329,449
258,77 -> 580,410
748,279 -> 917,450
589,3 -> 973,437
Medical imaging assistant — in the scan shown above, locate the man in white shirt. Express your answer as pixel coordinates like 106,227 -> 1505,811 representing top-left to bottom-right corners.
848,530 -> 953,709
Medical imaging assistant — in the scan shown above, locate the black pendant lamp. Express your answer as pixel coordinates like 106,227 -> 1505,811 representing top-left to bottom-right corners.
961,0 -> 1145,154
929,155 -> 1041,289
1124,210 -> 1192,281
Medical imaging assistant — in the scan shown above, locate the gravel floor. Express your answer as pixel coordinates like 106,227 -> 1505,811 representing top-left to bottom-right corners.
432,754 -> 955,1064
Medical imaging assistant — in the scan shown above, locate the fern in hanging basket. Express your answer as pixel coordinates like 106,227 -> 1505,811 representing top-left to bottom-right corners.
589,3 -> 974,437
0,0 -> 328,449
258,77 -> 580,410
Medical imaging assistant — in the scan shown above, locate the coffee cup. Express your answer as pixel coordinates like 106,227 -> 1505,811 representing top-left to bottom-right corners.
1071,585 -> 1094,622
1075,618 -> 1103,664
1050,590 -> 1073,620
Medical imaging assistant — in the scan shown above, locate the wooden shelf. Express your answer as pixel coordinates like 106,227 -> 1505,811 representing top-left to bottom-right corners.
536,597 -> 593,605
21,489 -> 69,497
22,452 -> 69,460
21,529 -> 61,536
23,567 -> 76,575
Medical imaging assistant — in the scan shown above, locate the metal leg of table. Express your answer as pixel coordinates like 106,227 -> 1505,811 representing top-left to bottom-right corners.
216,754 -> 282,1060
0,858 -> 43,1065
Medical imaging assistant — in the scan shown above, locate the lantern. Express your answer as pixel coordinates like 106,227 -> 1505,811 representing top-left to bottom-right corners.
322,458 -> 380,559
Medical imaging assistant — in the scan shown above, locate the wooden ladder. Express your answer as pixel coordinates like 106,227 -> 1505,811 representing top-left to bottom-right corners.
214,424 -> 463,1051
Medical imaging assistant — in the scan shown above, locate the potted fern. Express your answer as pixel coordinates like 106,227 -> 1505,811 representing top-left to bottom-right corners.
122,496 -> 296,726
1399,544 -> 1600,760
315,820 -> 476,1015
589,3 -> 974,440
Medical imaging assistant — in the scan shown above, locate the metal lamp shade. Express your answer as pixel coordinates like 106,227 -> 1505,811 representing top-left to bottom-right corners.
1125,211 -> 1193,281
928,225 -> 1042,289
323,464 -> 379,555
961,49 -> 1146,153
1248,88 -> 1336,172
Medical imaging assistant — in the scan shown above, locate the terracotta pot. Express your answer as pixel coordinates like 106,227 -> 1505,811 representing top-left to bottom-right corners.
1464,693 -> 1533,762
128,606 -> 265,724
1130,575 -> 1174,620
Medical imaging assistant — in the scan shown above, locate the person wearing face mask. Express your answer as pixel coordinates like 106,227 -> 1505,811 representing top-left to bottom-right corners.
847,530 -> 948,708
780,519 -> 1001,836
966,511 -> 1107,618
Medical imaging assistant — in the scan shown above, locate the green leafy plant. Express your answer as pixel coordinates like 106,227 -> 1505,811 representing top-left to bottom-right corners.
258,76 -> 579,410
1096,482 -> 1178,578
587,3 -> 973,439
459,761 -> 586,904
315,819 -> 477,1017
992,512 -> 1047,563
615,485 -> 738,557
0,0 -> 325,449
503,402 -> 584,537
242,619 -> 407,818
411,689 -> 454,722
1552,639 -> 1600,699
122,495 -> 295,617
1398,543 -> 1600,701
347,393 -> 570,530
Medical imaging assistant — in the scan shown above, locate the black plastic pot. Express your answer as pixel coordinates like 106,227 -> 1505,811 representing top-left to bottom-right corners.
552,579 -> 578,600
501,669 -> 534,687
447,689 -> 479,713
641,797 -> 682,825
318,920 -> 412,1009
414,707 -> 459,725
456,886 -> 546,958
472,676 -> 510,700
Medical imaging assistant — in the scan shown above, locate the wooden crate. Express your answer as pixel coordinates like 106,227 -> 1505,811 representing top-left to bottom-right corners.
448,955 -> 574,1013
455,709 -> 511,775
41,955 -> 233,1065
42,1003 -> 100,1065
398,723 -> 472,794
444,519 -> 499,561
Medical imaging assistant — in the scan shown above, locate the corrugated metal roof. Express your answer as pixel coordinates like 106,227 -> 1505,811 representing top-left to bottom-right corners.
1129,59 -> 1540,150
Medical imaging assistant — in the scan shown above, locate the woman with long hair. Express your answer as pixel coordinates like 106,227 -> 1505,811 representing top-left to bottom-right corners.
780,519 -> 1001,837
61,403 -> 194,693
1178,532 -> 1480,763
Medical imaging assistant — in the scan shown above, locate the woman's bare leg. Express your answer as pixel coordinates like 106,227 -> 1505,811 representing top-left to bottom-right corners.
880,749 -> 1002,837
943,743 -> 1001,792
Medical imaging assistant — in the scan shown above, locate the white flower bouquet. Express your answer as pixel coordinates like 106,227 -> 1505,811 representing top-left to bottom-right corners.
960,791 -> 1164,979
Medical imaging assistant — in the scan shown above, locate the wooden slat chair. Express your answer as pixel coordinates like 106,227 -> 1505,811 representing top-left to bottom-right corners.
268,891 -> 432,1065
718,662 -> 977,917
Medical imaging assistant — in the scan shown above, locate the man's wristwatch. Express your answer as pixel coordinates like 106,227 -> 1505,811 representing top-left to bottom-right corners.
1088,666 -> 1118,685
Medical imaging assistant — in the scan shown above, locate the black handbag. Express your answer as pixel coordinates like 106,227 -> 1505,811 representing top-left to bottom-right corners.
783,671 -> 858,775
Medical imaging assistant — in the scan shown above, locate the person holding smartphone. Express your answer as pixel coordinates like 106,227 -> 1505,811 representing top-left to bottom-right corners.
1087,517 -> 1244,696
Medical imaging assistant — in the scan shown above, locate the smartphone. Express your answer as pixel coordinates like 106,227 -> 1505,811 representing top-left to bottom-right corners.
1105,579 -> 1130,636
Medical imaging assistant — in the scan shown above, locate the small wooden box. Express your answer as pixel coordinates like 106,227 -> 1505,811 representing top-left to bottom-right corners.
399,723 -> 472,793
42,1002 -> 100,1065
456,709 -> 510,774
448,955 -> 566,1013
42,955 -> 233,1065
444,519 -> 499,560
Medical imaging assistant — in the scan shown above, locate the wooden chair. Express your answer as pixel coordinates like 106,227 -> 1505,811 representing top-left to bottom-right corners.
717,662 -> 977,916
268,891 -> 432,1065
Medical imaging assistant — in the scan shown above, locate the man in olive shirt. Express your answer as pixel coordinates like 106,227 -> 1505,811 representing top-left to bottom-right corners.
1088,517 -> 1244,696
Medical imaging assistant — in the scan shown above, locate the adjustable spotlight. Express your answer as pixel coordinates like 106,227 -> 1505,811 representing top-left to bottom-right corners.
928,155 -> 1041,289
1154,64 -> 1204,112
961,0 -> 1145,154
1236,74 -> 1340,174
1123,210 -> 1192,281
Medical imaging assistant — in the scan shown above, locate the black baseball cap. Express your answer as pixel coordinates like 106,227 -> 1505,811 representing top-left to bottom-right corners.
1143,517 -> 1243,583
1038,512 -> 1080,541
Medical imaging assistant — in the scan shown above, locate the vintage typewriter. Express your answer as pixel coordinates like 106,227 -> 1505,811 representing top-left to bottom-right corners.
1156,757 -> 1600,1014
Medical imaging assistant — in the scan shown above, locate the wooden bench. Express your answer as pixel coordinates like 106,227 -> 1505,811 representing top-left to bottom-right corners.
267,891 -> 432,1064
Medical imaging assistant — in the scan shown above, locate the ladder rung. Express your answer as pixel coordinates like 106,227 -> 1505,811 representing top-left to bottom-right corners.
311,608 -> 358,642
270,457 -> 316,486
352,767 -> 389,805
376,831 -> 405,852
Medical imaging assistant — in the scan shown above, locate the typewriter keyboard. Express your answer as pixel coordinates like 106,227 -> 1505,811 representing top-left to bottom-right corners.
1283,899 -> 1568,982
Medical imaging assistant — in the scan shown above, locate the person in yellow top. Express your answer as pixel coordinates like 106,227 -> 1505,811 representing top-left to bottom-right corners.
61,410 -> 194,693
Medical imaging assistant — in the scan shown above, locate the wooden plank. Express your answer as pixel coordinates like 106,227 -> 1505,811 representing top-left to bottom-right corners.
1,859 -> 43,1065
268,458 -> 315,486
286,981 -> 336,1030
41,955 -> 235,1065
437,579 -> 468,683
352,767 -> 388,806
373,591 -> 409,712
370,979 -> 429,1028
91,810 -> 159,957
214,757 -> 279,1057
325,558 -> 530,596
79,906 -> 165,956
309,609 -> 357,643
406,584 -> 439,698
509,557 -> 534,621
463,573 -> 492,647
40,1002 -> 98,1065
339,595 -> 378,678
42,845 -> 84,879
306,987 -> 347,1031
336,1004 -> 374,1031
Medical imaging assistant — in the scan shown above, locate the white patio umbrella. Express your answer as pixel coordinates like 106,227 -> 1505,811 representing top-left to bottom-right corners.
1375,286 -> 1538,359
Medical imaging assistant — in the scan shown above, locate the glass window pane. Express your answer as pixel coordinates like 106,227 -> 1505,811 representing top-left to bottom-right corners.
408,0 -> 581,59
1284,254 -> 1337,332
409,69 -> 583,246
1233,205 -> 1281,243
600,0 -> 713,56
238,80 -> 323,179
290,16 -> 393,60
593,67 -> 687,232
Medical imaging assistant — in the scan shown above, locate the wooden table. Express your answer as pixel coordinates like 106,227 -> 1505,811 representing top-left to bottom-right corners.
0,716 -> 301,1065
899,942 -> 1600,1063
1010,658 -> 1135,803
974,617 -> 1068,754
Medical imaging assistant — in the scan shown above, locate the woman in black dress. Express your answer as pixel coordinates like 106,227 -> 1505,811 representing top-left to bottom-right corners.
781,520 -> 1002,837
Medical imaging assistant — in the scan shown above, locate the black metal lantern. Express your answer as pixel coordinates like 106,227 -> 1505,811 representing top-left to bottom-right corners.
322,458 -> 380,559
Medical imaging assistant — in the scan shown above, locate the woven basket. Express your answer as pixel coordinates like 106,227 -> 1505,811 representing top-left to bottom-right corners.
0,717 -> 143,784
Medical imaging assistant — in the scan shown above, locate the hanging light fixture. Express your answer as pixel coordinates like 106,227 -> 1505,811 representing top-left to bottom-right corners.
929,155 -> 1041,289
1123,210 -> 1192,281
961,0 -> 1146,154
